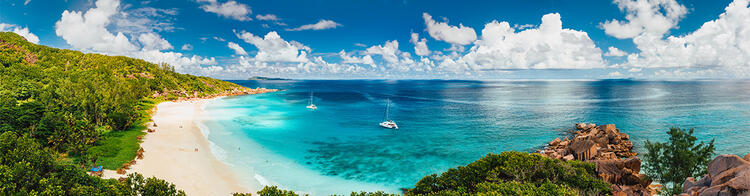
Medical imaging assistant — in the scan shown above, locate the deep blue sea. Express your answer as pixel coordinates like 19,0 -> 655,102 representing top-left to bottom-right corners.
198,80 -> 750,195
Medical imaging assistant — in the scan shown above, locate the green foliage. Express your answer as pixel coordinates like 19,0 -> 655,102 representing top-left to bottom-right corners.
406,151 -> 612,195
346,191 -> 399,196
236,187 -> 398,196
123,173 -> 186,196
0,31 -> 243,158
643,127 -> 715,196
257,186 -> 305,196
83,126 -> 146,169
0,131 -> 188,195
474,181 -> 578,196
82,99 -> 155,169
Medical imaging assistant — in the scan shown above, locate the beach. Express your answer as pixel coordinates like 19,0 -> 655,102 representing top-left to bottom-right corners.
104,98 -> 257,195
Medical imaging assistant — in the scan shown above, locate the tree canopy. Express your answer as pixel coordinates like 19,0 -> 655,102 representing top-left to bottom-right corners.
643,127 -> 715,196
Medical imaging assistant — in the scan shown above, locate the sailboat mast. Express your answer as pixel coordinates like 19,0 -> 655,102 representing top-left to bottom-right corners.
309,92 -> 313,105
385,99 -> 390,121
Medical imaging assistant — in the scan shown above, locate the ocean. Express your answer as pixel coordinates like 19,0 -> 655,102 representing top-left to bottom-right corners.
198,80 -> 750,195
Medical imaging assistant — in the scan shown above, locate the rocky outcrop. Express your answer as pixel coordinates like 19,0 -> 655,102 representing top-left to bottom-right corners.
541,123 -> 635,161
680,154 -> 750,196
595,157 -> 653,196
539,123 -> 652,196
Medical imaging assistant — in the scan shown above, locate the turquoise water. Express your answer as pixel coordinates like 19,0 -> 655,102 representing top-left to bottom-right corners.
200,80 -> 750,195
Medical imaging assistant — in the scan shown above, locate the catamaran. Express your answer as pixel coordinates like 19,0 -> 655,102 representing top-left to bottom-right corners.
306,92 -> 317,110
379,99 -> 398,129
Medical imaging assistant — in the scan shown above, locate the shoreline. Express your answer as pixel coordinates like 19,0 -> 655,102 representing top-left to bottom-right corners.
103,97 -> 259,195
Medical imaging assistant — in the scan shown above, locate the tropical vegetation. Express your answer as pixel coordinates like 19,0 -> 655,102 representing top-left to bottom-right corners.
643,127 -> 716,196
0,131 -> 185,195
0,32 -> 244,194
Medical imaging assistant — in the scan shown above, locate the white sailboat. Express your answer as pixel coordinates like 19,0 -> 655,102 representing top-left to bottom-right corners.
379,99 -> 398,129
306,92 -> 317,110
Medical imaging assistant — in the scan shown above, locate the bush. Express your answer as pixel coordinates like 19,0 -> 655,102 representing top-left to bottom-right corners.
235,186 -> 400,196
475,181 -> 578,196
643,127 -> 715,196
124,173 -> 186,196
256,185 -> 304,196
346,191 -> 399,196
406,151 -> 612,195
0,131 -> 185,195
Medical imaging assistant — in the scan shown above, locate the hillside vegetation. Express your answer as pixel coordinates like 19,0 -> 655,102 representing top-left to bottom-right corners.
0,32 -> 248,194
0,32 -> 242,155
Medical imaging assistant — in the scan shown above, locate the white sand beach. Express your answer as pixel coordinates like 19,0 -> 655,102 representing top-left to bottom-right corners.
104,98 -> 256,195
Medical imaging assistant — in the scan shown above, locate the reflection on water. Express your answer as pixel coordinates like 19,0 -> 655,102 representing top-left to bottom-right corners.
203,80 -> 750,195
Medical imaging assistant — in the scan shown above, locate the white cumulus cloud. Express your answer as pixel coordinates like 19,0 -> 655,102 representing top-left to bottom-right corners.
256,14 -> 279,21
197,0 -> 252,21
422,13 -> 477,45
410,33 -> 431,56
55,0 -> 138,54
339,50 -> 376,68
55,0 -> 219,75
362,40 -> 440,73
611,0 -> 750,77
135,50 -> 217,71
138,32 -> 173,51
286,19 -> 342,31
235,30 -> 309,63
601,0 -> 687,39
227,42 -> 247,55
456,13 -> 604,70
365,40 -> 404,64
181,44 -> 193,51
604,46 -> 628,57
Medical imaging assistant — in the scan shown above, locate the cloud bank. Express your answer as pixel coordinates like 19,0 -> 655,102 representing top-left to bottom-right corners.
35,0 -> 750,79
55,0 -> 218,74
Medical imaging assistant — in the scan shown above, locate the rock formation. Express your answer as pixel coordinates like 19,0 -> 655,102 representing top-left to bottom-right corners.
680,154 -> 750,196
541,123 -> 635,161
540,123 -> 654,196
596,157 -> 653,196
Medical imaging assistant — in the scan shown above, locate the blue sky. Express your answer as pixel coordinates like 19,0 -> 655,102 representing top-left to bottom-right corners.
1,0 -> 749,79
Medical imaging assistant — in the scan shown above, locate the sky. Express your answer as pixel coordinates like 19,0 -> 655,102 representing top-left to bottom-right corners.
1,0 -> 749,79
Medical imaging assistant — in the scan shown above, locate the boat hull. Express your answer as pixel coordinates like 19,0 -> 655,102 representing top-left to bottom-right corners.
379,121 -> 398,129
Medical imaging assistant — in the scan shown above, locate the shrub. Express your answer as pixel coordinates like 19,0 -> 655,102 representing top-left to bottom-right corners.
124,173 -> 186,196
406,151 -> 612,195
256,186 -> 304,196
